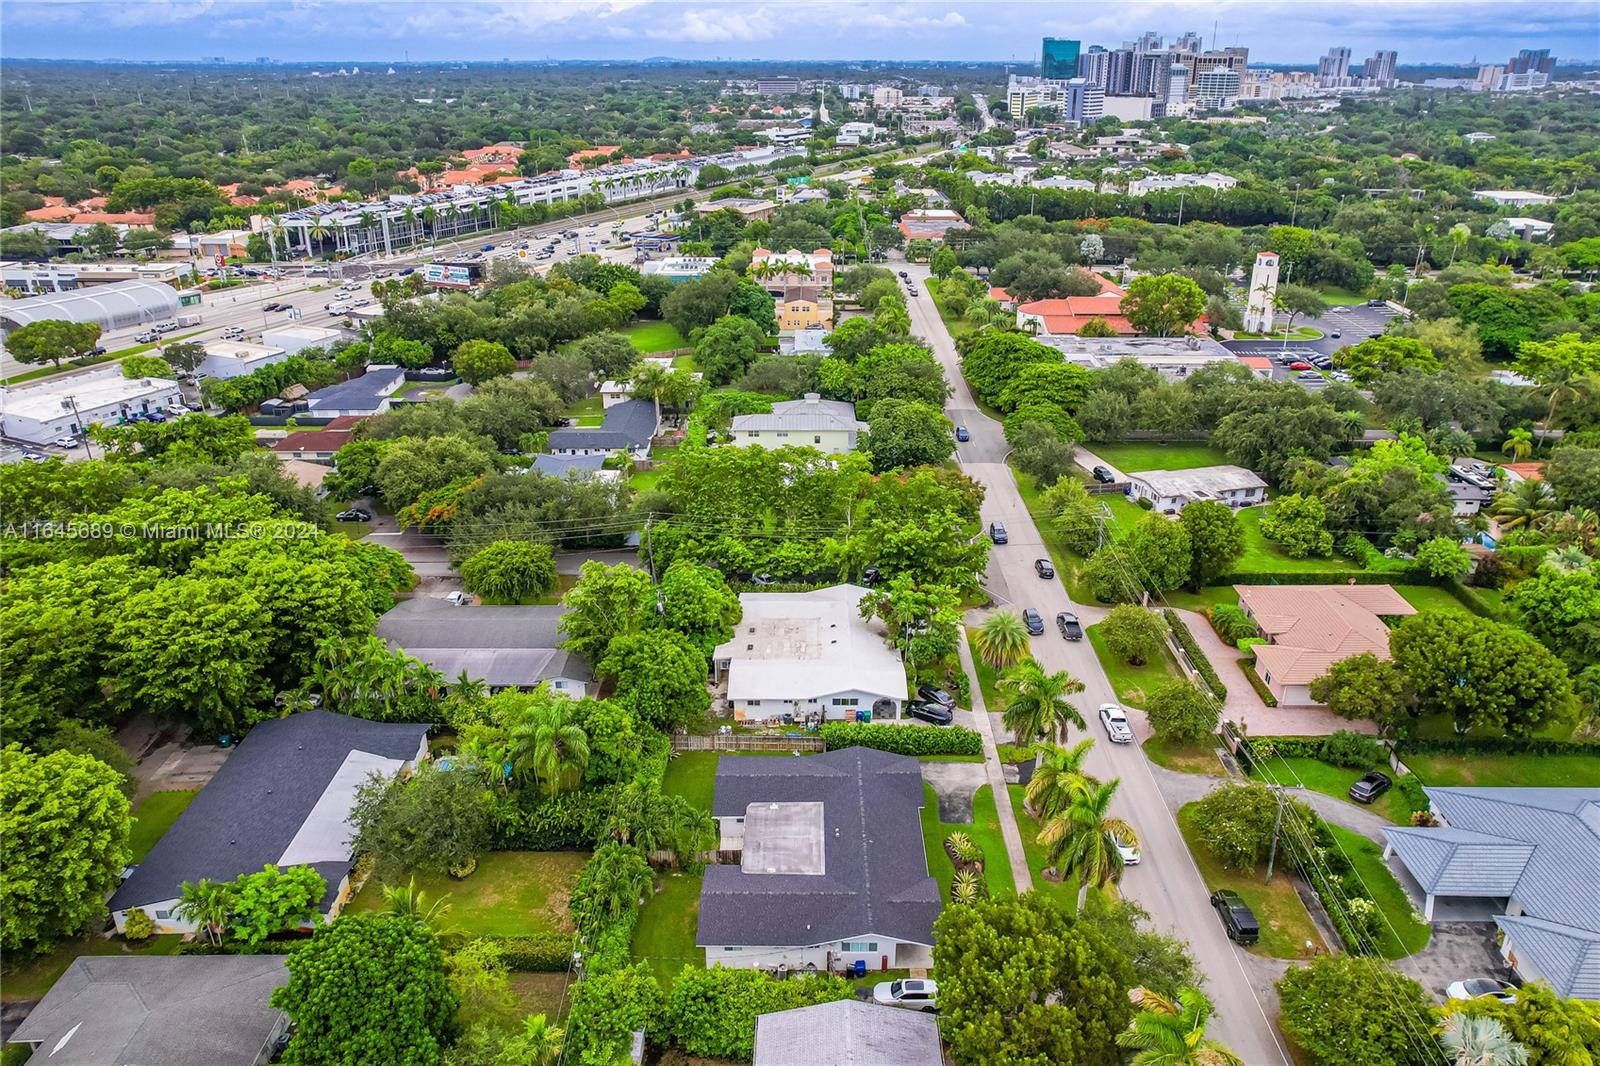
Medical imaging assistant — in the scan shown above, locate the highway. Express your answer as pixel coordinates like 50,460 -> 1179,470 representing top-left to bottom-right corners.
904,261 -> 1293,1065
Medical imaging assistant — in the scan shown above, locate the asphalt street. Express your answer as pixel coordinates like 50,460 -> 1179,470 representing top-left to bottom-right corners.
905,262 -> 1295,1066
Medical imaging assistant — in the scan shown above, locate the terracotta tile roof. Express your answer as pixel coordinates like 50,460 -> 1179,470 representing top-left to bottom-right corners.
71,211 -> 156,226
1500,462 -> 1545,481
24,205 -> 77,221
1237,584 -> 1416,685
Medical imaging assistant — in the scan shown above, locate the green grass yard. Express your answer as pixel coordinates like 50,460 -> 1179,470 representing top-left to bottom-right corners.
1143,737 -> 1223,775
1400,749 -> 1600,787
920,783 -> 1015,902
1086,621 -> 1181,709
1234,507 -> 1409,574
662,751 -> 719,812
128,790 -> 199,862
1249,754 -> 1412,825
1089,443 -> 1231,473
631,868 -> 703,986
963,629 -> 1003,710
347,850 -> 587,937
1324,824 -> 1431,958
1176,803 -> 1324,960
1395,584 -> 1479,615
1313,285 -> 1372,305
508,972 -> 573,1022
1004,785 -> 1079,914
622,320 -> 688,353
1,935 -> 184,1003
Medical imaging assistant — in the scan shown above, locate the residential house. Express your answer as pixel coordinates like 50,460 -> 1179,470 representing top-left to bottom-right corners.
1127,171 -> 1239,196
195,230 -> 254,260
1503,217 -> 1555,241
529,453 -> 619,482
1441,460 -> 1498,517
754,999 -> 942,1066
302,365 -> 406,417
376,598 -> 594,697
750,247 -> 834,293
1235,584 -> 1416,705
1124,465 -> 1267,512
896,209 -> 967,240
698,197 -> 776,222
776,287 -> 833,330
779,328 -> 832,356
1382,787 -> 1599,998
547,398 -> 658,459
598,380 -> 634,408
8,956 -> 291,1066
712,584 -> 907,722
108,711 -> 429,935
698,747 -> 940,971
267,417 -> 360,461
730,394 -> 866,455
198,340 -> 288,380
1474,190 -> 1557,208
641,256 -> 718,283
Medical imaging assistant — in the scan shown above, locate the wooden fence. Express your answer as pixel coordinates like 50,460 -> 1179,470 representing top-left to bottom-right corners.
672,733 -> 825,753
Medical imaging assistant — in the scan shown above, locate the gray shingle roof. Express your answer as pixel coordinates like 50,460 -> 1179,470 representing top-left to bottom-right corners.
547,398 -> 657,450
8,956 -> 289,1066
109,712 -> 427,914
754,1000 -> 942,1066
377,600 -> 593,687
697,748 -> 940,949
303,366 -> 404,411
530,453 -> 609,478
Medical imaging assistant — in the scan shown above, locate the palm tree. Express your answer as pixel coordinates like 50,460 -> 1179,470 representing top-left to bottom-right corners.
505,1014 -> 565,1066
421,205 -> 438,246
876,298 -> 911,335
973,611 -> 1030,670
511,701 -> 591,796
1490,478 -> 1559,531
1447,222 -> 1471,266
1023,739 -> 1096,821
381,877 -> 453,931
1117,986 -> 1246,1066
576,844 -> 652,925
1439,1013 -> 1529,1066
632,362 -> 671,424
174,878 -> 232,946
306,215 -> 333,253
1000,659 -> 1087,745
447,672 -> 489,719
1040,776 -> 1135,909
1541,507 -> 1600,553
1500,428 -> 1534,462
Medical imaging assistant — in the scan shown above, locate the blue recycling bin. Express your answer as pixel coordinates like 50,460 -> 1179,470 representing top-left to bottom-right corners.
852,959 -> 866,978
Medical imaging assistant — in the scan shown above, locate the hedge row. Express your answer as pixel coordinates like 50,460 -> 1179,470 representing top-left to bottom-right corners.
1396,736 -> 1600,758
490,786 -> 617,850
820,721 -> 984,757
478,933 -> 575,972
1235,657 -> 1278,707
1162,609 -> 1227,702
1215,570 -> 1435,586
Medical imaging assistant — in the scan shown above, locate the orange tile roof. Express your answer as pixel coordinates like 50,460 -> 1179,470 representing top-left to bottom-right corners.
461,143 -> 525,162
77,196 -> 108,209
567,145 -> 621,165
25,205 -> 77,221
1499,462 -> 1545,481
1238,584 -> 1416,686
71,211 -> 156,226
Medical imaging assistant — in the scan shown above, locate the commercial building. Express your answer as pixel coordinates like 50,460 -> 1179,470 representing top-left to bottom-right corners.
0,277 -> 179,336
697,748 -> 939,970
1006,75 -> 1104,125
1041,37 -> 1081,80
377,599 -> 593,697
698,197 -> 777,222
729,394 -> 865,455
641,256 -> 718,283
262,324 -> 344,355
1382,787 -> 1599,998
834,121 -> 884,146
896,208 -> 967,240
1038,334 -> 1237,378
757,76 -> 802,95
1,369 -> 181,444
198,339 -> 287,380
712,584 -> 908,722
1124,465 -> 1267,513
1244,251 -> 1280,333
1507,48 -> 1555,75
755,126 -> 813,149
1193,68 -> 1240,110
108,711 -> 429,935
1236,584 -> 1416,705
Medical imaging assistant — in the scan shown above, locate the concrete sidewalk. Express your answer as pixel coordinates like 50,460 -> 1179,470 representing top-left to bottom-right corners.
956,636 -> 1033,892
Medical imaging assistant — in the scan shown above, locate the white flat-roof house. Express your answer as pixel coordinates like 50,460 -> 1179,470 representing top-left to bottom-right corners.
1,369 -> 181,444
713,584 -> 908,722
1475,190 -> 1557,207
729,394 -> 866,455
262,325 -> 345,356
198,340 -> 288,380
1040,335 -> 1238,379
1124,464 -> 1267,512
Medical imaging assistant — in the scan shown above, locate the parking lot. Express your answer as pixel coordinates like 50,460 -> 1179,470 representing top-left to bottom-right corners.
1225,301 -> 1400,359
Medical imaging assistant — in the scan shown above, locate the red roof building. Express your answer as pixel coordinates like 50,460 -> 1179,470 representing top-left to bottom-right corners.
1016,274 -> 1206,337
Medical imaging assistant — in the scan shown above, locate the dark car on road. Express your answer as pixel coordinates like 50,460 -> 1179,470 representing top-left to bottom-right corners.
336,509 -> 372,522
1035,558 -> 1055,579
916,685 -> 957,710
1056,611 -> 1083,640
1022,608 -> 1045,636
989,523 -> 1008,544
1092,465 -> 1116,484
1348,771 -> 1392,804
1211,890 -> 1260,945
955,426 -> 970,442
905,701 -> 953,725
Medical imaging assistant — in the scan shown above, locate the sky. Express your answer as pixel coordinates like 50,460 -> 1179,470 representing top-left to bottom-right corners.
0,0 -> 1595,66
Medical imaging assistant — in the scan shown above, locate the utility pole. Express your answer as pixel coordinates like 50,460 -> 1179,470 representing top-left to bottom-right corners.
63,396 -> 94,459
1176,189 -> 1186,229
1264,785 -> 1286,883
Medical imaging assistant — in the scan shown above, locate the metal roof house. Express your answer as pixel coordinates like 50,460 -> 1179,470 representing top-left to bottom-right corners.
376,598 -> 593,697
729,394 -> 866,455
1383,787 -> 1600,999
0,278 -> 179,335
754,999 -> 942,1066
108,712 -> 428,936
698,748 -> 941,973
8,956 -> 290,1066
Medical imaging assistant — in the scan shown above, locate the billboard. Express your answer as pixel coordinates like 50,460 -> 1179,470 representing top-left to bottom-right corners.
424,263 -> 475,289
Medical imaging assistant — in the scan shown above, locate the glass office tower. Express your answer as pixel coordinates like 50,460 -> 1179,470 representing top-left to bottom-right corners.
1041,37 -> 1081,80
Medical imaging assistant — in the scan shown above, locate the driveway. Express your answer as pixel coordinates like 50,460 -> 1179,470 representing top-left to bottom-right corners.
906,265 -> 1294,1065
920,760 -> 988,821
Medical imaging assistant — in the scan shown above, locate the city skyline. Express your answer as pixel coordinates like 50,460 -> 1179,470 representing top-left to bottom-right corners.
0,0 -> 1594,65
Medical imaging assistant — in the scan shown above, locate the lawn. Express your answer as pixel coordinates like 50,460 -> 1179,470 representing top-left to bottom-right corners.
1176,803 -> 1324,960
1233,507 -> 1409,574
1313,285 -> 1371,305
1400,750 -> 1600,787
662,751 -> 719,812
1323,824 -> 1431,958
509,972 -> 573,1022
623,319 -> 688,353
1,934 -> 184,1002
920,783 -> 1016,902
1395,584 -> 1475,614
1011,470 -> 1143,600
1143,736 -> 1222,775
631,868 -> 703,986
1089,442 -> 1230,473
1249,754 -> 1411,825
347,850 -> 588,936
925,279 -> 975,336
330,520 -> 372,540
963,629 -> 1002,710
1005,785 -> 1079,914
1162,585 -> 1240,612
1232,325 -> 1324,341
1085,621 -> 1181,709
128,790 -> 199,862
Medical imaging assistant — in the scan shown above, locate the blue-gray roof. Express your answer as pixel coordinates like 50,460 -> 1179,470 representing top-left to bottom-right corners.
530,453 -> 608,478
1494,915 -> 1600,1000
304,366 -> 404,411
547,398 -> 657,450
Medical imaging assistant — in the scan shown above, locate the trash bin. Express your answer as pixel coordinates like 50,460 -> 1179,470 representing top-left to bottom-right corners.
853,959 -> 866,978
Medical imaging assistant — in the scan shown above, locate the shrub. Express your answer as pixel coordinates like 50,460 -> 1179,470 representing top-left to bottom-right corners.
1190,782 -> 1309,871
820,722 -> 983,757
1318,731 -> 1387,770
1099,604 -> 1167,666
661,968 -> 853,1060
1236,657 -> 1278,707
1208,603 -> 1257,644
1394,773 -> 1429,816
488,787 -> 616,850
123,907 -> 155,941
946,832 -> 983,866
1162,610 -> 1226,701
952,868 -> 985,904
1144,679 -> 1220,745
478,933 -> 575,971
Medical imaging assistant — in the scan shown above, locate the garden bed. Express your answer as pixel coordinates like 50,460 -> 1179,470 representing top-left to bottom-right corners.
1322,824 -> 1431,958
920,783 -> 1014,901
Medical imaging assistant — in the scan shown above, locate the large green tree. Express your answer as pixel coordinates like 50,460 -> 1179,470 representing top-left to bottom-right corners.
1144,680 -> 1219,745
1178,501 -> 1245,587
1277,955 -> 1435,1066
557,561 -> 656,665
1390,613 -> 1575,737
1333,336 -> 1442,385
451,339 -> 516,385
350,765 -> 496,882
226,864 -> 326,947
5,319 -> 103,369
460,540 -> 558,603
1308,653 -> 1413,735
658,559 -> 741,656
1121,274 -> 1206,337
861,398 -> 955,472
1259,493 -> 1334,558
598,629 -> 712,731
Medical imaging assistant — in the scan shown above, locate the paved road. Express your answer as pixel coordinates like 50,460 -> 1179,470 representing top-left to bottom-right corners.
905,264 -> 1293,1065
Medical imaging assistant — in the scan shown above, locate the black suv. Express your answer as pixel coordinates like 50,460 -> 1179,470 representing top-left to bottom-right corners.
1022,608 -> 1045,636
1210,890 -> 1260,945
905,701 -> 953,725
1348,770 -> 1392,804
1092,465 -> 1116,484
1034,558 -> 1055,579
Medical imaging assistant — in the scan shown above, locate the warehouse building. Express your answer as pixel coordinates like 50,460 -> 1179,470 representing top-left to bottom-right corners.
0,278 -> 179,336
1,368 -> 181,444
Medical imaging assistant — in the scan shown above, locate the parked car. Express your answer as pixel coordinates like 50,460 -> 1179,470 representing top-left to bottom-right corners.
1092,465 -> 1116,484
1099,703 -> 1133,744
989,522 -> 1008,544
861,565 -> 881,585
52,436 -> 80,449
905,701 -> 954,726
955,426 -> 970,442
1115,831 -> 1140,865
916,685 -> 957,710
1329,329 -> 1342,339
336,509 -> 372,522
1348,770 -> 1393,803
1210,890 -> 1260,945
1297,370 -> 1324,381
134,330 -> 159,343
1034,558 -> 1055,579
21,449 -> 49,462
144,411 -> 167,423
1446,979 -> 1517,1004
1288,361 -> 1313,371
907,288 -> 919,298
86,345 -> 107,357
873,977 -> 937,1012
1056,611 -> 1083,641
1022,608 -> 1045,636
897,270 -> 908,278
1367,298 -> 1387,307
221,326 -> 245,339
445,591 -> 473,606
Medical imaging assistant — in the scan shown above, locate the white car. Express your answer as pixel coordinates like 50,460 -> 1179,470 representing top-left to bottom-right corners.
221,326 -> 245,340
1446,978 -> 1516,1004
872,977 -> 937,1011
52,436 -> 80,449
1099,703 -> 1133,744
1115,832 -> 1141,865
445,590 -> 473,607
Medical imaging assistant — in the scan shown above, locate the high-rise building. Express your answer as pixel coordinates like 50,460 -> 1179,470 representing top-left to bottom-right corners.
1006,75 -> 1102,125
1508,48 -> 1554,74
1081,46 -> 1111,89
872,85 -> 903,109
1318,46 -> 1352,84
1132,51 -> 1171,95
1125,30 -> 1163,53
1190,48 -> 1248,90
1166,64 -> 1190,108
1174,31 -> 1205,54
1194,68 -> 1240,109
1363,49 -> 1398,83
1244,252 -> 1280,334
757,76 -> 801,95
1105,48 -> 1138,94
1041,38 -> 1082,80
